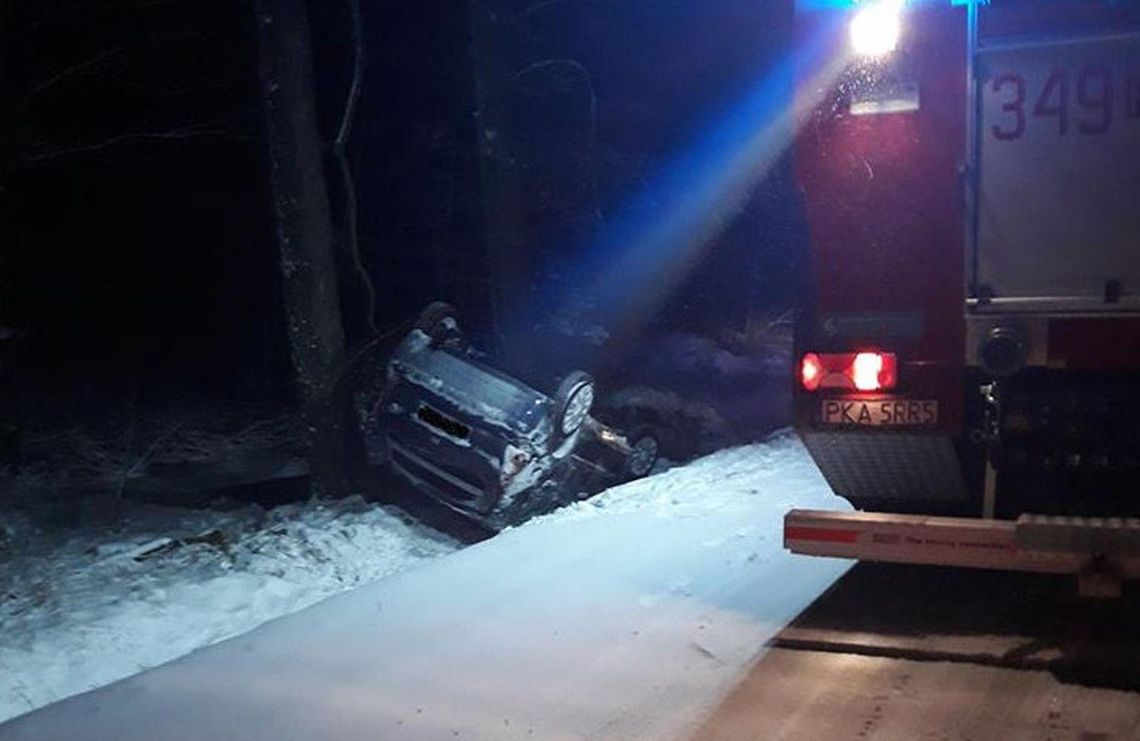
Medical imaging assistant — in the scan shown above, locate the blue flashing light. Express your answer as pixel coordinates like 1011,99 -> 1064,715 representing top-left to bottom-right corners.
849,0 -> 904,56
499,17 -> 853,355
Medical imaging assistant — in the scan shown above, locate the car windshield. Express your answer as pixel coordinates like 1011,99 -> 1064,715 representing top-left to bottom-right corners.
2,0 -> 1140,738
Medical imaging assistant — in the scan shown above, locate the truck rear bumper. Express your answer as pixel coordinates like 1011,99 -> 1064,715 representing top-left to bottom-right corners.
800,431 -> 970,507
786,508 -> 1140,596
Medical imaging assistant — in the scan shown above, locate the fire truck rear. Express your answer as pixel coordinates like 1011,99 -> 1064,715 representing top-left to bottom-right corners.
786,0 -> 1140,592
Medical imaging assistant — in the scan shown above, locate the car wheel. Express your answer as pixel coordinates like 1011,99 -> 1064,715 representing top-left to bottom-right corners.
414,301 -> 460,343
552,370 -> 595,440
625,431 -> 659,479
608,403 -> 698,463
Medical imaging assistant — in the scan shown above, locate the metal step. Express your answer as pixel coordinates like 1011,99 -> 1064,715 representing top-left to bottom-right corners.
785,508 -> 1140,595
1016,514 -> 1140,556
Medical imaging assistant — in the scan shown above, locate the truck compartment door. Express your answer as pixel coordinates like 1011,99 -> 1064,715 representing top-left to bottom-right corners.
974,35 -> 1140,312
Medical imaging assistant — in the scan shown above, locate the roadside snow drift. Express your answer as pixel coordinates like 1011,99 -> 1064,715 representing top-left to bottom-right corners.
0,498 -> 458,723
0,432 -> 851,740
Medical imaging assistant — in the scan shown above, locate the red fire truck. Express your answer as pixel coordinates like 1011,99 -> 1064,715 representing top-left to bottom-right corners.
786,0 -> 1140,593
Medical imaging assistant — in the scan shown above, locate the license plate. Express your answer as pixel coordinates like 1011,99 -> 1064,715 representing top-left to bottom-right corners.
821,399 -> 938,427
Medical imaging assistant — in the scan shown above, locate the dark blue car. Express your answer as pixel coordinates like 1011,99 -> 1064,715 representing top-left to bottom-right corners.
372,304 -> 658,528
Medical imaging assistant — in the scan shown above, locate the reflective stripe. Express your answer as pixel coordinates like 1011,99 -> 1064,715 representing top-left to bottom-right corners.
785,526 -> 860,545
785,508 -> 1140,580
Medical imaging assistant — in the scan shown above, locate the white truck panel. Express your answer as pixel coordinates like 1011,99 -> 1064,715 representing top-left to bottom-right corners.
976,35 -> 1140,309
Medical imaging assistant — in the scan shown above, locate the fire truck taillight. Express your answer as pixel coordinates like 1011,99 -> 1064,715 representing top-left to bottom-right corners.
801,353 -> 824,391
853,352 -> 887,391
800,352 -> 898,392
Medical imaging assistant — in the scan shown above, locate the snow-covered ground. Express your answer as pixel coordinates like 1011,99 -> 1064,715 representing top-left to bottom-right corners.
0,497 -> 459,723
1,431 -> 851,740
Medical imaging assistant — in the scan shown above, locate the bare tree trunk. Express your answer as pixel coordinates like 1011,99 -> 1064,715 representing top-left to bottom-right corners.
0,7 -> 22,479
253,0 -> 349,497
0,2 -> 15,314
467,0 -> 523,351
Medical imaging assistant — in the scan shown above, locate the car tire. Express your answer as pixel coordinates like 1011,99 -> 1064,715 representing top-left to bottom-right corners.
625,429 -> 660,479
552,370 -> 595,440
414,301 -> 460,343
609,403 -> 698,463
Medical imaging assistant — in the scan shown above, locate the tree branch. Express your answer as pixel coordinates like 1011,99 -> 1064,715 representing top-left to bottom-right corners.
28,47 -> 123,98
13,0 -> 196,41
334,0 -> 364,148
517,0 -> 586,21
333,0 -> 377,336
25,123 -> 237,162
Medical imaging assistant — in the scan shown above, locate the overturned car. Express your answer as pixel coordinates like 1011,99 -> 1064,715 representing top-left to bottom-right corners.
370,304 -> 658,528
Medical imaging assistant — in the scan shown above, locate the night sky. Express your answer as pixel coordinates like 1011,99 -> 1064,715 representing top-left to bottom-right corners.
0,0 -> 805,402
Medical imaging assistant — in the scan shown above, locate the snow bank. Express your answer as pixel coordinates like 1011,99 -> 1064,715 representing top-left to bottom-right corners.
538,430 -> 813,522
1,431 -> 851,740
0,497 -> 458,723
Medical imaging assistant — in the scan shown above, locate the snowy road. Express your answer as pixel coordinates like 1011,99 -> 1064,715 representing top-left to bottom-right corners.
695,562 -> 1140,740
0,433 -> 852,740
694,646 -> 1140,740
